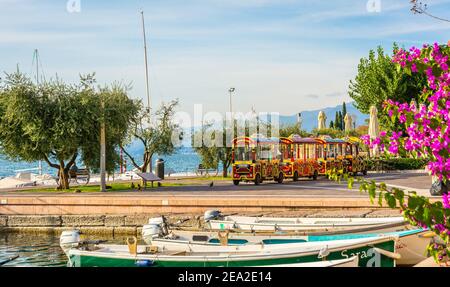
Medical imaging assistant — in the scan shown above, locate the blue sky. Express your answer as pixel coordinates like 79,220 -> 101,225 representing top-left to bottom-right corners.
1,0 -> 450,117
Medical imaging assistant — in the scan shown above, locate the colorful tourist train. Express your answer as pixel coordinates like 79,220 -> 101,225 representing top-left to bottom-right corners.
231,134 -> 367,185
231,135 -> 284,185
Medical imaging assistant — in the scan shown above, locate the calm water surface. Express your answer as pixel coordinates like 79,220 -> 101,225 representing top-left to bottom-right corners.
0,233 -> 124,267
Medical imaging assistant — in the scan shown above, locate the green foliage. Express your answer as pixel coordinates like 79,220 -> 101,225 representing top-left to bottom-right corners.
348,45 -> 427,131
193,120 -> 276,177
121,100 -> 180,173
342,102 -> 347,118
327,168 -> 450,264
311,127 -> 345,138
334,111 -> 340,131
329,120 -> 334,129
0,71 -> 139,189
278,124 -> 309,138
193,121 -> 232,177
82,83 -> 140,174
365,158 -> 428,171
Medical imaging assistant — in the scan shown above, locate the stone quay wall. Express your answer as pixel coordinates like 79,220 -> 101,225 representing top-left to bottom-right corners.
0,214 -> 202,236
0,208 -> 400,235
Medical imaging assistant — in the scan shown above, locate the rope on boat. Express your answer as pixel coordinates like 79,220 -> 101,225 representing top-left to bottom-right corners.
373,247 -> 402,260
0,255 -> 19,266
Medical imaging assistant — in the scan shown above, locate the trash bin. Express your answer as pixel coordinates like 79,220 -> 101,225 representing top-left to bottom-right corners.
430,177 -> 448,196
155,158 -> 164,180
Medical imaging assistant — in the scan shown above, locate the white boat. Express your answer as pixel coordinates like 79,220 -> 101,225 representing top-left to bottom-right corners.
206,213 -> 406,232
61,231 -> 399,267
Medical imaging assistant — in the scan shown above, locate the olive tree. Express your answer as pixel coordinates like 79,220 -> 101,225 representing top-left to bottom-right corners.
120,100 -> 180,173
0,71 -> 139,189
193,119 -> 273,178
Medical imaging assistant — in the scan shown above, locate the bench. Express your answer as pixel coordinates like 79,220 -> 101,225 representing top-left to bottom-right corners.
135,172 -> 161,189
69,168 -> 90,185
195,164 -> 218,177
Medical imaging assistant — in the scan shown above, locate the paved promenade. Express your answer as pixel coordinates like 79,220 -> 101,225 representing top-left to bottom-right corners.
0,172 -> 437,215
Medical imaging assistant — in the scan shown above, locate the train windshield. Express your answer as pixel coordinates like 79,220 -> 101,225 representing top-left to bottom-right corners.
234,146 -> 252,161
258,145 -> 272,160
306,144 -> 316,159
345,144 -> 353,156
281,144 -> 292,160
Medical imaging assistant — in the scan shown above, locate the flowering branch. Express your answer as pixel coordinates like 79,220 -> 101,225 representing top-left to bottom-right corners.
340,42 -> 450,263
410,0 -> 450,23
328,168 -> 450,263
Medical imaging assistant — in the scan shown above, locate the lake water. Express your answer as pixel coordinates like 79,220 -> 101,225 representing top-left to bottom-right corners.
0,146 -> 201,178
0,233 -> 128,267
0,233 -> 67,267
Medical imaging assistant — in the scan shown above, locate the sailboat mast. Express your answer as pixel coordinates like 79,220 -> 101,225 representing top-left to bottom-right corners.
33,49 -> 43,176
141,10 -> 151,117
35,49 -> 39,84
141,10 -> 152,173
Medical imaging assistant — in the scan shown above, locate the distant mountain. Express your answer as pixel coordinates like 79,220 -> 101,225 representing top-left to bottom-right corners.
280,102 -> 368,132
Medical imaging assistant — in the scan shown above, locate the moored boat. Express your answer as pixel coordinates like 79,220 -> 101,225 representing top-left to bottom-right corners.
205,213 -> 406,232
147,228 -> 431,266
60,230 -> 399,267
257,256 -> 359,267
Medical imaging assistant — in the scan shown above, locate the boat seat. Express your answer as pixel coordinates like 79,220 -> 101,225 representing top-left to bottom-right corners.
192,235 -> 209,242
167,251 -> 187,256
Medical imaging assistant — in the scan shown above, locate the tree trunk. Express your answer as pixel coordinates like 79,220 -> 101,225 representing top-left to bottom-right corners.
58,167 -> 70,190
141,151 -> 153,173
222,161 -> 228,177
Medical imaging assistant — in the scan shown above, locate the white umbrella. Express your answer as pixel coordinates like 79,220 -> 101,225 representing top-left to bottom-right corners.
318,111 -> 327,130
344,114 -> 353,131
368,105 -> 380,157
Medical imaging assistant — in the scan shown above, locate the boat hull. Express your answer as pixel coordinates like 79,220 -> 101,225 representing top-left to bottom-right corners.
67,238 -> 396,267
257,256 -> 359,267
150,229 -> 429,266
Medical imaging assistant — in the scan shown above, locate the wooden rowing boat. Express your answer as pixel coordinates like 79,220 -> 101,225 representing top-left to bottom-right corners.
206,215 -> 406,232
149,228 -> 430,266
257,256 -> 359,267
62,232 -> 399,267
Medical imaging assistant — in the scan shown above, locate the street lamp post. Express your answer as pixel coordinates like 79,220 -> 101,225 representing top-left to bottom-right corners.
228,87 -> 235,118
100,97 -> 106,192
228,87 -> 235,177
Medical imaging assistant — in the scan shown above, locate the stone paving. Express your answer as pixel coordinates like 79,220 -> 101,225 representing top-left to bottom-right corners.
0,172 -> 437,216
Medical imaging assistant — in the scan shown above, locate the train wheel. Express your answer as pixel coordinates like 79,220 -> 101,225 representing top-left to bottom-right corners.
276,173 -> 284,184
233,180 -> 240,186
313,170 -> 318,180
293,171 -> 299,181
254,174 -> 261,185
362,169 -> 367,176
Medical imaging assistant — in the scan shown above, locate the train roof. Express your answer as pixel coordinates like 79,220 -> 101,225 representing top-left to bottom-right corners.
344,136 -> 362,144
287,134 -> 320,144
232,136 -> 280,145
316,135 -> 346,144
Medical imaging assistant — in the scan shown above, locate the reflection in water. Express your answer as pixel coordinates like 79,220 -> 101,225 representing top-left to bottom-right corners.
0,232 -> 124,267
0,233 -> 66,267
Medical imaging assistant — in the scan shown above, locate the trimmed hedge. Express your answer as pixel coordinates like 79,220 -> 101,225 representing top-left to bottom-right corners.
365,158 -> 427,171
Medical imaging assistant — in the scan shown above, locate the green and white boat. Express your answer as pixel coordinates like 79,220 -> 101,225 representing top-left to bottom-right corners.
148,228 -> 430,266
60,231 -> 399,267
257,256 -> 359,267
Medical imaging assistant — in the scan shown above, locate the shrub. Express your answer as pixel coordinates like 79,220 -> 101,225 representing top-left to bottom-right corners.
365,158 -> 427,171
